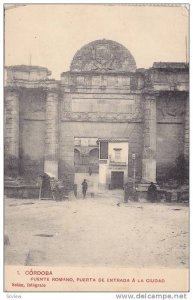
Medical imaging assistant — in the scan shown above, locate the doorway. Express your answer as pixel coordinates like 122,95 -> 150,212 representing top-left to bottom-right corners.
111,171 -> 124,189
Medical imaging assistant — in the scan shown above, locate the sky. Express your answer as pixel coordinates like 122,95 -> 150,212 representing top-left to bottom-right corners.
5,4 -> 189,79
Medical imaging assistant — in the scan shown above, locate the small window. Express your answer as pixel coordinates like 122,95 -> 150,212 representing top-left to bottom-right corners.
100,142 -> 108,159
114,148 -> 122,161
115,150 -> 121,160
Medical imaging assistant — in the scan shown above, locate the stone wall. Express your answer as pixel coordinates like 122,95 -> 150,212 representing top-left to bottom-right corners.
156,123 -> 184,180
19,89 -> 46,180
156,94 -> 186,180
184,98 -> 189,159
4,43 -> 189,191
4,89 -> 20,176
20,120 -> 46,179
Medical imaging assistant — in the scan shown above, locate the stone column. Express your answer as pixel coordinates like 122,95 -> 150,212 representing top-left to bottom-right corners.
44,89 -> 59,178
142,94 -> 157,183
184,95 -> 189,159
5,88 -> 20,174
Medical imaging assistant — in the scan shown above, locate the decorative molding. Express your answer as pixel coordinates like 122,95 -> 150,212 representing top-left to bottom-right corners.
157,98 -> 186,120
62,112 -> 142,122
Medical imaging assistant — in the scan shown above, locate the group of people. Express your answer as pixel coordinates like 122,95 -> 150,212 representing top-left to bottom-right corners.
41,172 -> 158,202
77,180 -> 157,202
124,181 -> 157,202
39,173 -> 89,200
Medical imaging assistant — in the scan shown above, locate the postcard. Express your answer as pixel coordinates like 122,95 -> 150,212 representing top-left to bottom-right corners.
4,4 -> 189,293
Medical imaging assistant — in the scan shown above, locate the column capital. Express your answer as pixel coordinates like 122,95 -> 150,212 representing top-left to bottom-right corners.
143,92 -> 158,101
44,87 -> 62,100
158,90 -> 188,98
46,87 -> 60,94
43,80 -> 60,95
4,86 -> 21,96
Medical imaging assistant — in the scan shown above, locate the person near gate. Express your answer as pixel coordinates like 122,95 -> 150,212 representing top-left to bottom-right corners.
147,182 -> 157,202
81,179 -> 88,199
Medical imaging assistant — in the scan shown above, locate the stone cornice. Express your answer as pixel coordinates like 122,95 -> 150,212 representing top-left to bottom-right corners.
5,79 -> 59,90
4,86 -> 20,93
142,91 -> 159,100
157,90 -> 188,99
61,71 -> 141,77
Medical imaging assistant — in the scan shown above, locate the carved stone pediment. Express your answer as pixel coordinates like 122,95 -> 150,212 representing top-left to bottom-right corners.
70,39 -> 136,73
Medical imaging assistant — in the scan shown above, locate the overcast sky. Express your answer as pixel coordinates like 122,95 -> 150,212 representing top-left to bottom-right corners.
5,4 -> 189,79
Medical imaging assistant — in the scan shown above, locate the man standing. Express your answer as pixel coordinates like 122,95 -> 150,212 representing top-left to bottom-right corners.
147,182 -> 157,202
82,179 -> 88,199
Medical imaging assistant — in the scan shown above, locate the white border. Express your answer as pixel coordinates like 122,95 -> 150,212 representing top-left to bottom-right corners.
1,1 -> 192,300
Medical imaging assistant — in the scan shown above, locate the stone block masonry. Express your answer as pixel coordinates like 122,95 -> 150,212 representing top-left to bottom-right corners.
142,94 -> 156,183
44,89 -> 59,178
4,40 -> 189,191
5,89 -> 20,175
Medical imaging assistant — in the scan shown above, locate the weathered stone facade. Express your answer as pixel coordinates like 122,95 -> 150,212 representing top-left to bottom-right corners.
4,39 -> 189,190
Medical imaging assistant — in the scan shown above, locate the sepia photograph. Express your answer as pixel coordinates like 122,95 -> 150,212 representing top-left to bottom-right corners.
4,4 -> 189,292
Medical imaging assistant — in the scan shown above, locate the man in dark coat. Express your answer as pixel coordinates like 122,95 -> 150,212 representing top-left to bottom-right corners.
81,179 -> 88,199
147,182 -> 157,202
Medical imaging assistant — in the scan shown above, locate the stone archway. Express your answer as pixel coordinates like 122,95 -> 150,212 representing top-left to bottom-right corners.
74,149 -> 81,171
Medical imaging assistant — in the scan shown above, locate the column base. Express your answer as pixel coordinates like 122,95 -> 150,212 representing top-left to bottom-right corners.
44,160 -> 58,179
136,182 -> 160,202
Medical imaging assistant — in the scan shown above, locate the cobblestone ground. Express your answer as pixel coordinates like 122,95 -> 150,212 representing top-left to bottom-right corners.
4,191 -> 189,268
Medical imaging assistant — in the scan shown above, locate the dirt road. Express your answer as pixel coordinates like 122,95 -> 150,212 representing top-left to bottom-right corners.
4,192 -> 189,268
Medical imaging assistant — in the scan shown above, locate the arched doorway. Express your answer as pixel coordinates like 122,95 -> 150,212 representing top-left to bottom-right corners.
89,148 -> 99,173
74,149 -> 81,172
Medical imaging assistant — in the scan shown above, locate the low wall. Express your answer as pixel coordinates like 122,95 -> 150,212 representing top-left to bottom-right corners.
5,185 -> 39,199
